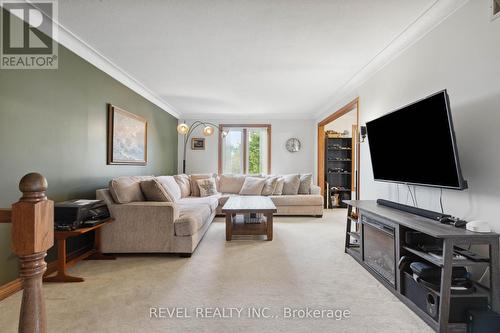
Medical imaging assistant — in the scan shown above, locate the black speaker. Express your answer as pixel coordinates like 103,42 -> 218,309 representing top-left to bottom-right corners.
402,272 -> 488,323
360,126 -> 367,142
467,310 -> 500,333
426,293 -> 438,318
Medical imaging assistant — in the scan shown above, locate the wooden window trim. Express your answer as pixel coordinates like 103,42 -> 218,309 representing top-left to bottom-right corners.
218,124 -> 272,175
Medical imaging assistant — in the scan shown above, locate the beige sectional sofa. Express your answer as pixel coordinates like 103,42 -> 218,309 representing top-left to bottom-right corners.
96,173 -> 323,256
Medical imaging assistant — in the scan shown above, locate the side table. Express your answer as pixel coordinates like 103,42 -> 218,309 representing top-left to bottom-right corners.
44,218 -> 115,283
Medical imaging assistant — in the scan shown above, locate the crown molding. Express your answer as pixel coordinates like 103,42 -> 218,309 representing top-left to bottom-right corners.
314,0 -> 469,121
55,24 -> 181,118
6,1 -> 467,122
6,1 -> 181,118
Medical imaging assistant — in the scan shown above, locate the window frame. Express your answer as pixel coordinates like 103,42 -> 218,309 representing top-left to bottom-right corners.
218,124 -> 271,175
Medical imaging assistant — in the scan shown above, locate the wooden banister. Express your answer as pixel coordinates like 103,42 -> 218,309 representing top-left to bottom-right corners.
11,173 -> 54,333
0,209 -> 12,223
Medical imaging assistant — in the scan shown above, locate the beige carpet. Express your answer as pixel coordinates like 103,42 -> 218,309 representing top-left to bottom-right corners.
0,210 -> 432,332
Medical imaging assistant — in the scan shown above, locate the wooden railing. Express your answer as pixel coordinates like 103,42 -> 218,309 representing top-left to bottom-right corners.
11,173 -> 54,333
0,209 -> 12,223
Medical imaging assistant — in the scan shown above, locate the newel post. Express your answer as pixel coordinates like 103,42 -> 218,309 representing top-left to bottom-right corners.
11,173 -> 54,333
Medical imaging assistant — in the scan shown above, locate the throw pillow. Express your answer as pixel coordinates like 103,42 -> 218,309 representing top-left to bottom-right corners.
140,179 -> 172,202
273,177 -> 285,195
282,174 -> 300,195
298,173 -> 313,194
261,176 -> 278,196
155,176 -> 181,202
218,174 -> 246,194
174,174 -> 191,198
197,178 -> 218,197
190,174 -> 214,197
239,177 -> 266,195
109,176 -> 147,204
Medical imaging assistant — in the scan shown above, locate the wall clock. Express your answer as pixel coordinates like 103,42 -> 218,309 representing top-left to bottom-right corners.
285,138 -> 301,153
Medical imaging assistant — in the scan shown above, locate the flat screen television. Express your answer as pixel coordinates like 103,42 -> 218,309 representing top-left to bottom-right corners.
365,90 -> 467,190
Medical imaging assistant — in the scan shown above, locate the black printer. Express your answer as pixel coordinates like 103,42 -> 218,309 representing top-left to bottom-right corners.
54,200 -> 110,230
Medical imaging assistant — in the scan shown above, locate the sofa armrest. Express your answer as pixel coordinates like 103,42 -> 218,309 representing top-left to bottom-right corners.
310,184 -> 321,195
110,201 -> 179,223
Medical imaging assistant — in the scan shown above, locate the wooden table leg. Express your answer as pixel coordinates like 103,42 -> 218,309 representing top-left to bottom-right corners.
266,213 -> 273,241
86,228 -> 116,260
437,239 -> 453,333
225,213 -> 232,241
44,238 -> 84,283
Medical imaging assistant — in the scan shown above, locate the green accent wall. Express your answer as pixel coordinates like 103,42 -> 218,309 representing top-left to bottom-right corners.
0,44 -> 178,285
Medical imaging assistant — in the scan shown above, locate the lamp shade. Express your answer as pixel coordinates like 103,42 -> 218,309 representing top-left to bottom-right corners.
203,126 -> 214,136
177,123 -> 189,135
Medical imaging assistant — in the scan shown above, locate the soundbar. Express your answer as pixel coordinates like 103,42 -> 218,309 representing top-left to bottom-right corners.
376,199 -> 467,227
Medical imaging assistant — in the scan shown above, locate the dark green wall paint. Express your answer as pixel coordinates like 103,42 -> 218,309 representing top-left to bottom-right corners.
0,44 -> 178,285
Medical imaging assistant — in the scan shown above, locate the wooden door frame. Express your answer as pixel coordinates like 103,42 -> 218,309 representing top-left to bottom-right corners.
218,124 -> 272,175
318,98 -> 360,200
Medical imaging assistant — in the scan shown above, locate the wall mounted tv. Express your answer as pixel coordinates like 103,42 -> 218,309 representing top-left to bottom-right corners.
365,90 -> 467,190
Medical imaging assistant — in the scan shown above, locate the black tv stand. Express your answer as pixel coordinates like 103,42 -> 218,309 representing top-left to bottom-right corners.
376,199 -> 466,227
344,200 -> 500,333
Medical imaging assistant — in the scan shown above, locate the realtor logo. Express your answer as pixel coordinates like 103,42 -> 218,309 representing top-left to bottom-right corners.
1,0 -> 58,69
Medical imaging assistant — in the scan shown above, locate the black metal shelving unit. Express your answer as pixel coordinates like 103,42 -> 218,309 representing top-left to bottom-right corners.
325,137 -> 353,208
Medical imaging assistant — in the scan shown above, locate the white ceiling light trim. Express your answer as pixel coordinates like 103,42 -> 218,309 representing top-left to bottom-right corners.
314,0 -> 469,121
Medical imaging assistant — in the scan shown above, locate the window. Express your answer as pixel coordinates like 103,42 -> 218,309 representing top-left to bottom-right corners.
219,125 -> 271,174
495,0 -> 500,17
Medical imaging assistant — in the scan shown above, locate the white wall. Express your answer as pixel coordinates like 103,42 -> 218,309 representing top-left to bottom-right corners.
178,119 -> 315,176
316,0 -> 500,231
324,110 -> 357,135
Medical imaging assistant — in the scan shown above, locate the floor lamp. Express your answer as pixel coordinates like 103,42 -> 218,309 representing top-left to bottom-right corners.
177,121 -> 227,174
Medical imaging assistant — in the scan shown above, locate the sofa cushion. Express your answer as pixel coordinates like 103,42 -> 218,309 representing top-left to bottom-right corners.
282,174 -> 300,195
273,177 -> 285,195
239,177 -> 266,195
190,174 -> 214,197
270,195 -> 323,206
175,205 -> 211,236
140,179 -> 172,202
298,173 -> 313,194
177,194 -> 220,213
174,174 -> 191,198
218,174 -> 246,194
156,176 -> 181,201
261,176 -> 279,196
109,176 -> 149,204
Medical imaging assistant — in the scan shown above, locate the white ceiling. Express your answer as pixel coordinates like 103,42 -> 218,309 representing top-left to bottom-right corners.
56,0 -> 457,119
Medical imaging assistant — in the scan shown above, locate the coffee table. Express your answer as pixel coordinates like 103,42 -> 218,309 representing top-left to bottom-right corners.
222,196 -> 277,241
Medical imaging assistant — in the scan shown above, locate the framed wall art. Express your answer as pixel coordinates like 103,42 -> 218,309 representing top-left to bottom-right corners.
107,104 -> 148,165
191,138 -> 205,150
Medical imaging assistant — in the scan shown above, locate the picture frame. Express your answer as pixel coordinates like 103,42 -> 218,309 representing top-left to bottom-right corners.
107,104 -> 148,165
191,138 -> 205,150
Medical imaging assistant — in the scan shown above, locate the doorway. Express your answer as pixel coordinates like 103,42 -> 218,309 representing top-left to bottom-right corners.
318,98 -> 360,208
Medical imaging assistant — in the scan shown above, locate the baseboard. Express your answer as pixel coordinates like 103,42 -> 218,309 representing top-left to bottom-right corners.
0,278 -> 23,301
